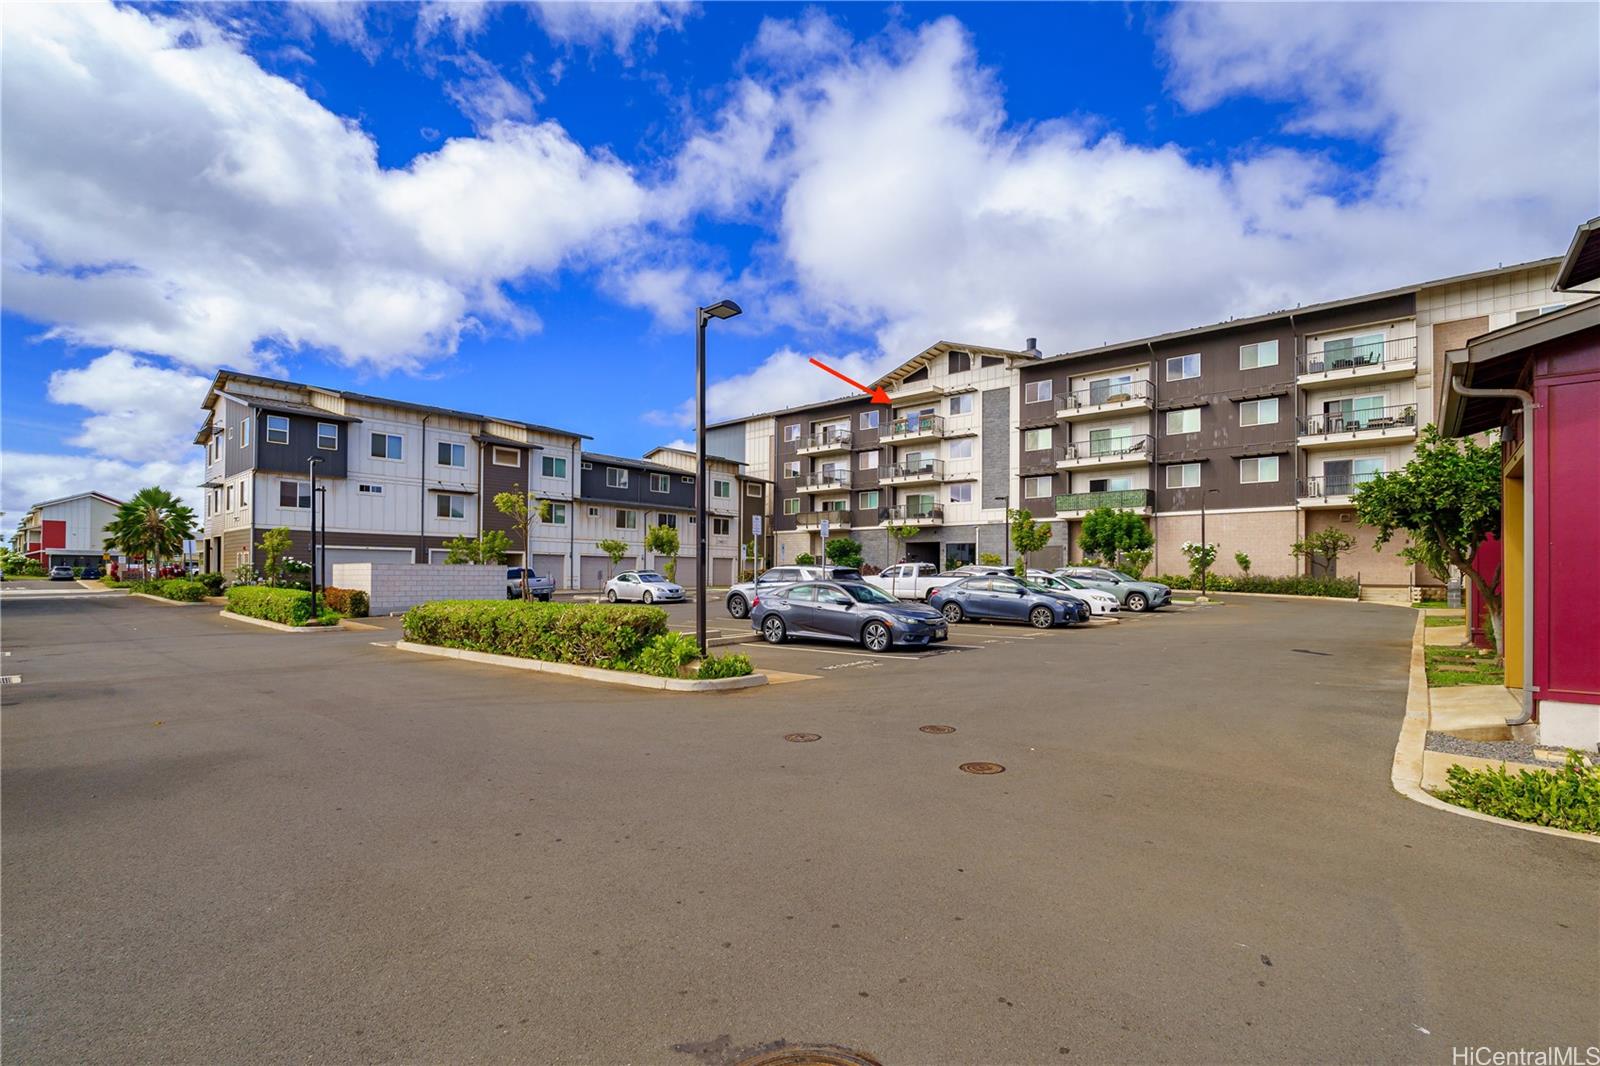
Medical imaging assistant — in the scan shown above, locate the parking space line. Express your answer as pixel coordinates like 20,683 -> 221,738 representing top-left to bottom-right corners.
739,642 -> 952,662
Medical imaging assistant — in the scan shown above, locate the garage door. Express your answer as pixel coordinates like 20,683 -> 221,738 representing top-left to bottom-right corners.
673,556 -> 697,588
579,554 -> 619,589
712,557 -> 735,586
532,554 -> 567,587
322,546 -> 415,566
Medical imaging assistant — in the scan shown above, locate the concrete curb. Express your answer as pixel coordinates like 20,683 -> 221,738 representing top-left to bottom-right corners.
217,610 -> 343,633
1390,611 -> 1597,845
394,640 -> 768,692
1206,590 -> 1375,605
129,592 -> 205,606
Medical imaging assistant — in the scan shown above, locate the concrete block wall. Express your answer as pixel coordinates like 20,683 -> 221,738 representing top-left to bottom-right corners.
332,562 -> 506,615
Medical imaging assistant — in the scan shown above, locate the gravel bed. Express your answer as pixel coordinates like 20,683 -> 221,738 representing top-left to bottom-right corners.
1425,732 -> 1565,768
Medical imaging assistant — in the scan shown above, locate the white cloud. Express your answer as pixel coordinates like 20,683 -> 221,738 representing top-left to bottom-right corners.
47,352 -> 212,455
643,346 -> 889,427
0,452 -> 203,517
531,1 -> 695,59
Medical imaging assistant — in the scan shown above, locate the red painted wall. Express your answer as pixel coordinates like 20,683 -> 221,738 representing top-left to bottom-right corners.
1467,533 -> 1501,650
1532,332 -> 1600,709
41,520 -> 66,549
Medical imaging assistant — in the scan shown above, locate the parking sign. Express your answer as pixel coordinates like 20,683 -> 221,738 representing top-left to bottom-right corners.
752,515 -> 762,535
820,518 -> 830,540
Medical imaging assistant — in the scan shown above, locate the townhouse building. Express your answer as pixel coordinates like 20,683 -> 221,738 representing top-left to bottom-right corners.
11,491 -> 124,569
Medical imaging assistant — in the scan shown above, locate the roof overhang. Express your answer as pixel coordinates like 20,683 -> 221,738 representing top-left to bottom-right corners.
1553,216 -> 1600,292
474,434 -> 542,449
1440,300 -> 1600,436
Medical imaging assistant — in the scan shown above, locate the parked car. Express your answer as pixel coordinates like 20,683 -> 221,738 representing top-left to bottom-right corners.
48,565 -> 74,581
81,566 -> 102,580
724,565 -> 861,619
605,570 -> 685,604
1025,570 -> 1119,616
750,579 -> 947,651
1055,567 -> 1172,612
865,562 -> 964,601
505,568 -> 555,601
929,574 -> 1089,628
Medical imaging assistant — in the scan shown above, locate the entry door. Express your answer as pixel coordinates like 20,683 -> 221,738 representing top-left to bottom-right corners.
904,541 -> 939,565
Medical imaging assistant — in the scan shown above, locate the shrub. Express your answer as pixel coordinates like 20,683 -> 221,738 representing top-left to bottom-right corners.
1435,751 -> 1599,834
149,578 -> 206,602
696,652 -> 753,679
195,572 -> 226,596
978,552 -> 1003,566
226,585 -> 322,626
795,553 -> 816,566
1153,573 -> 1359,598
72,566 -> 85,579
403,600 -> 667,668
824,537 -> 863,569
321,586 -> 370,618
1122,548 -> 1153,579
632,631 -> 703,678
1234,551 -> 1252,575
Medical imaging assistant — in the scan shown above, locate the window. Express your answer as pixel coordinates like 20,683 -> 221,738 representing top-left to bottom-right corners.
784,424 -> 801,442
541,455 -> 566,478
858,490 -> 880,510
212,433 -> 223,461
1239,398 -> 1279,427
948,438 -> 973,459
1023,476 -> 1052,498
860,410 -> 880,430
1024,380 -> 1053,404
948,393 -> 973,415
783,498 -> 800,515
279,480 -> 311,508
947,350 -> 972,374
239,481 -> 247,508
266,415 -> 290,445
713,479 -> 731,498
358,483 -> 383,494
783,461 -> 800,479
1165,353 -> 1200,381
1088,476 -> 1133,492
548,503 -> 567,525
1239,339 -> 1279,370
1166,463 -> 1201,489
587,506 -> 599,517
858,451 -> 879,470
492,447 -> 520,467
240,418 -> 251,448
1322,458 -> 1385,494
1321,332 -> 1387,368
1240,456 -> 1279,484
1024,427 -> 1053,452
821,498 -> 849,512
657,513 -> 678,529
581,461 -> 593,470
606,467 -> 629,488
649,472 -> 670,493
435,494 -> 465,519
371,432 -> 402,460
309,422 -> 336,451
1166,409 -> 1200,435
226,485 -> 234,511
712,517 -> 731,536
437,441 -> 466,467
746,483 -> 762,497
1087,374 -> 1134,404
949,483 -> 972,503
1515,304 -> 1566,322
614,509 -> 638,529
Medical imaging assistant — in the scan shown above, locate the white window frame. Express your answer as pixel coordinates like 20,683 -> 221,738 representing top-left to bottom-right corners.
541,455 -> 566,478
1166,463 -> 1201,489
784,424 -> 801,442
712,517 -> 731,536
858,490 -> 880,510
1024,427 -> 1053,452
548,503 -> 567,525
649,472 -> 670,494
1166,408 -> 1200,435
1024,380 -> 1053,404
783,498 -> 800,515
1239,339 -> 1279,370
783,461 -> 800,479
265,415 -> 290,446
713,479 -> 731,499
435,494 -> 466,520
1239,397 -> 1279,427
746,483 -> 762,497
280,479 -> 311,509
1165,353 -> 1201,381
606,467 -> 629,489
948,393 -> 973,415
436,441 -> 466,468
656,513 -> 678,529
491,447 -> 520,467
226,484 -> 234,511
614,508 -> 638,530
1023,476 -> 1052,498
857,451 -> 879,470
371,432 -> 403,461
949,483 -> 972,503
316,422 -> 339,451
860,411 -> 880,430
239,418 -> 251,448
947,438 -> 974,459
358,483 -> 383,495
1239,456 -> 1279,484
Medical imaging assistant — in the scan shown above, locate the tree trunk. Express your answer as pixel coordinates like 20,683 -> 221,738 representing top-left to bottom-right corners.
1450,541 -> 1504,658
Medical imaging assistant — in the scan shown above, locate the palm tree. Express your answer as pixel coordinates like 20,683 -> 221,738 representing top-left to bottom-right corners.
105,487 -> 197,578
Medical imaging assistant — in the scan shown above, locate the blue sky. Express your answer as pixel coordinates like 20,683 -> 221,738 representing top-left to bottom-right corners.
2,1 -> 1595,516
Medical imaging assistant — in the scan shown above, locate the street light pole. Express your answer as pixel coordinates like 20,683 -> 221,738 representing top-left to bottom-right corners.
1199,486 -> 1220,597
307,456 -> 324,614
695,299 -> 743,654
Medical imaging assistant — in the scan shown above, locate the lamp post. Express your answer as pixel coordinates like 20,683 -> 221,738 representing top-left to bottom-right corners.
315,484 -> 328,592
993,495 -> 1010,565
1198,486 -> 1220,598
695,299 -> 743,654
307,456 -> 324,614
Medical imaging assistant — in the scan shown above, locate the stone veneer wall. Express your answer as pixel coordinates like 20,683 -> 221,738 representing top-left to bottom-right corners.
331,562 -> 507,615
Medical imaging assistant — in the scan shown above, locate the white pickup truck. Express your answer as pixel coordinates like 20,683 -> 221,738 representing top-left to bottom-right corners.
865,562 -> 963,601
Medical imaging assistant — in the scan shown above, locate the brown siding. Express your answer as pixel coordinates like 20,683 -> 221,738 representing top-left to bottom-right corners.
480,443 -> 532,537
1432,316 -> 1491,415
772,398 -> 867,532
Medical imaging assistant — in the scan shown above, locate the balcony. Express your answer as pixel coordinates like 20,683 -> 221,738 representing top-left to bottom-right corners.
796,509 -> 852,530
1056,434 -> 1154,471
796,428 -> 853,456
1298,336 -> 1418,389
1296,472 -> 1382,509
1297,404 -> 1417,450
1055,379 -> 1154,421
1053,488 -> 1155,519
879,457 -> 945,485
880,413 -> 945,443
882,504 -> 945,525
795,470 -> 852,493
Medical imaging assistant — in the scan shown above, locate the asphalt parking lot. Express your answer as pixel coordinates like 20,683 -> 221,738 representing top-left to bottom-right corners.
3,591 -> 1596,1064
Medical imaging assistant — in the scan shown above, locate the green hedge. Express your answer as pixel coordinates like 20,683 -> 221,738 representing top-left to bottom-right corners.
322,587 -> 370,618
1435,752 -> 1600,834
138,578 -> 206,602
404,600 -> 668,669
226,586 -> 323,626
1153,573 -> 1359,598
195,572 -> 226,596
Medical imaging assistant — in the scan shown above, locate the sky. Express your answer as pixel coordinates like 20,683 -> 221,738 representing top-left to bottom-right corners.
2,0 -> 1596,518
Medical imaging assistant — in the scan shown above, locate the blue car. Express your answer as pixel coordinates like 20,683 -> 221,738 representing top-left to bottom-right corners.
928,574 -> 1088,628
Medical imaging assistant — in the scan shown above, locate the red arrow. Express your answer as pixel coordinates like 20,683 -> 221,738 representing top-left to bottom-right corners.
808,358 -> 891,404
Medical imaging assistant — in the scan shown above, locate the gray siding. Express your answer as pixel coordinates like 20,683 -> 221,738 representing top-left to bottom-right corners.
704,425 -> 746,463
579,459 -> 697,509
981,387 -> 1009,504
255,410 -> 350,479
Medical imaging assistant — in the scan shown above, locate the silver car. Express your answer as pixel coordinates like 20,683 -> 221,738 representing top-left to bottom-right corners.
605,570 -> 685,604
724,565 -> 862,619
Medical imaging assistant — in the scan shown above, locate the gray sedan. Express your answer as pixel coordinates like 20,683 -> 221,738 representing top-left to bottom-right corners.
750,579 -> 947,652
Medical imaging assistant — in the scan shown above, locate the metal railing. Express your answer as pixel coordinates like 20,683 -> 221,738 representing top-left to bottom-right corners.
1059,434 -> 1154,462
798,469 -> 851,490
883,457 -> 945,480
1052,488 -> 1155,512
1298,472 -> 1382,498
799,428 -> 852,450
1298,404 -> 1417,436
883,504 -> 945,523
1056,379 -> 1153,412
1300,335 -> 1417,375
796,509 -> 853,527
882,413 -> 944,438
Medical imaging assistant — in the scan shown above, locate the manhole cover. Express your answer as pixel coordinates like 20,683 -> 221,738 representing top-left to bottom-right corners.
918,725 -> 956,734
959,762 -> 1005,775
735,1045 -> 884,1066
783,733 -> 821,743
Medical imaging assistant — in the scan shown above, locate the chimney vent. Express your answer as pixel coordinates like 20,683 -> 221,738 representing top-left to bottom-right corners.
1024,337 -> 1040,357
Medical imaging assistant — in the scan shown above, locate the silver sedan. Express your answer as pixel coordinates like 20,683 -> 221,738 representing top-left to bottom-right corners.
604,570 -> 686,604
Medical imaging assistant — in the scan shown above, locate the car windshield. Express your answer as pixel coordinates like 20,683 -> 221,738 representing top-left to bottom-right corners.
1108,571 -> 1139,583
843,583 -> 898,605
1025,578 -> 1063,591
637,573 -> 668,583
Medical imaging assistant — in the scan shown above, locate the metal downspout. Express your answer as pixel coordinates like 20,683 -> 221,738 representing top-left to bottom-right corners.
1445,372 -> 1535,727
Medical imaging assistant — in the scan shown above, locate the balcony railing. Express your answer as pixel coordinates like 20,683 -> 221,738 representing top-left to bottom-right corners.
1053,489 -> 1155,513
1059,434 -> 1154,462
1298,472 -> 1382,498
798,470 -> 851,491
883,457 -> 945,480
1298,404 -> 1417,437
882,413 -> 944,439
796,509 -> 852,528
798,428 -> 852,451
883,504 -> 944,523
1300,335 -> 1417,375
1056,379 -> 1154,412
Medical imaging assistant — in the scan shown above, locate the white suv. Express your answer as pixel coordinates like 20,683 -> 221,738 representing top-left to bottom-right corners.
724,565 -> 861,619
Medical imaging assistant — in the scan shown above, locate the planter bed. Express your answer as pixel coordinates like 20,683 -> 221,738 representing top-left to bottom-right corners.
395,640 -> 766,691
217,610 -> 343,633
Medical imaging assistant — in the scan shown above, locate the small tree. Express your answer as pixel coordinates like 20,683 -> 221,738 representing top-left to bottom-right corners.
1009,509 -> 1053,574
645,524 -> 681,581
443,532 -> 513,565
1181,541 -> 1219,593
1234,550 -> 1252,575
978,552 -> 1003,567
494,488 -> 552,599
597,538 -> 630,577
1122,547 -> 1154,579
1077,507 -> 1152,570
824,536 -> 863,569
1290,528 -> 1357,578
1355,425 -> 1505,648
256,527 -> 293,586
795,552 -> 816,566
885,523 -> 920,564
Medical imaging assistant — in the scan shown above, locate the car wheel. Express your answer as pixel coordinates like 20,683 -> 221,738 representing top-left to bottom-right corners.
941,602 -> 964,624
538,594 -> 551,602
761,615 -> 787,644
1029,605 -> 1055,629
642,591 -> 654,604
922,589 -> 938,603
1125,591 -> 1148,612
727,593 -> 748,619
606,589 -> 617,603
862,621 -> 891,652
